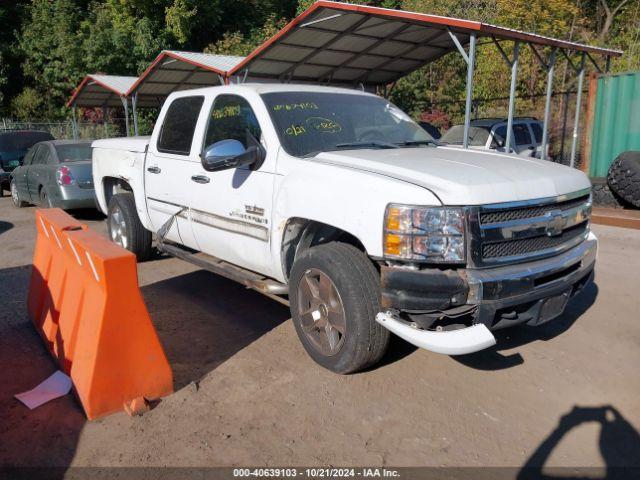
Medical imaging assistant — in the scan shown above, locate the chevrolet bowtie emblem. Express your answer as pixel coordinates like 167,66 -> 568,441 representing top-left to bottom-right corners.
545,210 -> 565,237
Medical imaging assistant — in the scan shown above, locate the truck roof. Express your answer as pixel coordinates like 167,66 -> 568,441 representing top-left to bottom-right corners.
168,83 -> 375,98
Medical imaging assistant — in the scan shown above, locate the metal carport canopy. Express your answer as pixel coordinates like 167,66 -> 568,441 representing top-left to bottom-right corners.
67,74 -> 138,108
228,0 -> 622,85
127,50 -> 246,101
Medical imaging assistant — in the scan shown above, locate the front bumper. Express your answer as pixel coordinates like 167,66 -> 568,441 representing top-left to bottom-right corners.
377,232 -> 597,354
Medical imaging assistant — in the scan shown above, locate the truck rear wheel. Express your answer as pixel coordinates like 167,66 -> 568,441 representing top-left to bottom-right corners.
107,193 -> 152,261
289,242 -> 389,374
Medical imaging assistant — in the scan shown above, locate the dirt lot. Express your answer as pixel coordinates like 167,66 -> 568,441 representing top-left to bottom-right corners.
1,195 -> 639,473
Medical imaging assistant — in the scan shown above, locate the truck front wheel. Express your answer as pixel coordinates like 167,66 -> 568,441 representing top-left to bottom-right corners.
289,242 -> 390,374
107,193 -> 152,261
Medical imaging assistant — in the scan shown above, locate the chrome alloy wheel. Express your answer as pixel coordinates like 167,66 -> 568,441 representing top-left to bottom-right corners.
296,268 -> 347,356
109,205 -> 128,249
10,180 -> 19,206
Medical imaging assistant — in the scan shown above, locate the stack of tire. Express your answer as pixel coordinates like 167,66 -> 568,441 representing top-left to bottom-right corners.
606,151 -> 640,208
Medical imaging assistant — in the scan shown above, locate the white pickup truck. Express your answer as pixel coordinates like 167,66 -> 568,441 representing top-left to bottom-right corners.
92,84 -> 596,373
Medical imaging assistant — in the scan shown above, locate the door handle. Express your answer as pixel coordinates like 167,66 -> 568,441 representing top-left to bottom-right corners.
191,175 -> 210,184
147,166 -> 161,174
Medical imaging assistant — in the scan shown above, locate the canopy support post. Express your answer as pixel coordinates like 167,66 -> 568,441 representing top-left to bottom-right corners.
132,92 -> 139,136
464,33 -> 477,149
505,42 -> 520,154
103,104 -> 109,139
121,96 -> 130,137
448,30 -> 476,149
570,52 -> 586,168
541,49 -> 556,161
72,104 -> 78,140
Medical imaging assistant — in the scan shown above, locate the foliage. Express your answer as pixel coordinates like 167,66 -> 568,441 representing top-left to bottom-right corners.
10,87 -> 43,121
205,14 -> 289,57
1,0 -> 638,125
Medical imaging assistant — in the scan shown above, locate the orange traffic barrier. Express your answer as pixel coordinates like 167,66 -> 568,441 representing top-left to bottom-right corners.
28,208 -> 173,419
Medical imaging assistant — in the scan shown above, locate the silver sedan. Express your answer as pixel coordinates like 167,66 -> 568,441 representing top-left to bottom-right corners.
9,140 -> 96,210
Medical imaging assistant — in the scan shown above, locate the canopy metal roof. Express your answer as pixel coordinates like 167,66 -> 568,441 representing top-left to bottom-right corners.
229,0 -> 623,85
126,50 -> 245,99
67,74 -> 138,108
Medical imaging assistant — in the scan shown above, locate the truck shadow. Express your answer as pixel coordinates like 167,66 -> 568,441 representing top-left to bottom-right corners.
453,282 -> 598,371
141,269 -> 290,391
518,405 -> 640,479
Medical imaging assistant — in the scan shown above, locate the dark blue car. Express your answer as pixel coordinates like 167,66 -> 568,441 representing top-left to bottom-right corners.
0,130 -> 55,195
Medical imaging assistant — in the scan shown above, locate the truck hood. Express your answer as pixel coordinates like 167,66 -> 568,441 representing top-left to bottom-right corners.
313,146 -> 591,205
92,136 -> 150,153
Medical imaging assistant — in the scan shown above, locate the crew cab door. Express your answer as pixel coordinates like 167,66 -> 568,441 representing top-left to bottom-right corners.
13,146 -> 36,200
187,93 -> 276,277
144,95 -> 205,249
492,123 -> 536,157
513,123 -> 536,156
27,144 -> 51,202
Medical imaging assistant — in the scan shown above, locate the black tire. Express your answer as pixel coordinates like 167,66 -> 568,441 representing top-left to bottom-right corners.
107,193 -> 153,261
10,178 -> 28,208
40,187 -> 53,208
607,151 -> 640,208
590,177 -> 621,208
289,242 -> 389,374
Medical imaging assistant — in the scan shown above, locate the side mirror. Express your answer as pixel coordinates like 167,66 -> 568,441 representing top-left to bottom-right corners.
200,139 -> 264,172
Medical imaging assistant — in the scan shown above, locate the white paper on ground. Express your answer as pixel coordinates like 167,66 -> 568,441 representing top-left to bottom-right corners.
15,370 -> 73,410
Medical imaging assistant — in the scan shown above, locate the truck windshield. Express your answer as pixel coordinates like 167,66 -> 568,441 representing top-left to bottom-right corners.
261,91 -> 434,157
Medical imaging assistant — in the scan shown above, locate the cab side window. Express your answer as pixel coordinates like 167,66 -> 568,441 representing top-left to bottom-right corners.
32,145 -> 50,165
492,125 -> 507,148
157,96 -> 205,155
204,95 -> 262,150
22,147 -> 37,166
530,123 -> 543,144
513,124 -> 532,146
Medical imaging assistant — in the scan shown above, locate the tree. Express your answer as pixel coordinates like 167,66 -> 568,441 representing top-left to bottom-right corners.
0,2 -> 29,115
19,0 -> 85,118
205,14 -> 289,56
11,87 -> 43,121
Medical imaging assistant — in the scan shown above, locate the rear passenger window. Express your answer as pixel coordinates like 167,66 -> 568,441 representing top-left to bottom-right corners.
513,124 -> 532,145
32,145 -> 50,165
157,96 -> 204,155
22,147 -> 37,166
530,123 -> 543,143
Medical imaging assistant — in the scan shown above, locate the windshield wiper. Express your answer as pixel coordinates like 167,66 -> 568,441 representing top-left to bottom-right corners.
334,141 -> 400,150
395,139 -> 440,147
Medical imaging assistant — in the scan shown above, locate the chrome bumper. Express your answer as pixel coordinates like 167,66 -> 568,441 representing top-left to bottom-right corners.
466,231 -> 597,329
376,232 -> 597,355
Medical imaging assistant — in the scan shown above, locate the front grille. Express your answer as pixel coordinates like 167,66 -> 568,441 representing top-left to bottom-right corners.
482,222 -> 588,259
471,191 -> 592,266
480,195 -> 589,225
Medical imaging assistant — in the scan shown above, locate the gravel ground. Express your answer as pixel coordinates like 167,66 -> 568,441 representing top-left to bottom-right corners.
1,196 -> 639,473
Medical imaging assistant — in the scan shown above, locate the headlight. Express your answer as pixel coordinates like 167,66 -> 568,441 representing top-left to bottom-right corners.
383,205 -> 466,263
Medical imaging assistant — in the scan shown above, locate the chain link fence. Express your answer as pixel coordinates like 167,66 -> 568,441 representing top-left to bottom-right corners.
417,89 -> 588,170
